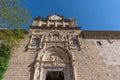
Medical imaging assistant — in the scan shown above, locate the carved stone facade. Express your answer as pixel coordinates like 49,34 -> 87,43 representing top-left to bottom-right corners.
28,14 -> 79,80
3,14 -> 120,80
27,14 -> 120,80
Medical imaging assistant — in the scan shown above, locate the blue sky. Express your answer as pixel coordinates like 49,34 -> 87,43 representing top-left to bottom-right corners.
23,0 -> 120,30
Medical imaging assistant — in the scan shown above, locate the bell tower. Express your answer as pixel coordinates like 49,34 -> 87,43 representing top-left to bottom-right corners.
28,14 -> 81,80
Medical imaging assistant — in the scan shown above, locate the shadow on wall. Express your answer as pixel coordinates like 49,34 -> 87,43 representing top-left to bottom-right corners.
29,61 -> 35,80
28,54 -> 38,80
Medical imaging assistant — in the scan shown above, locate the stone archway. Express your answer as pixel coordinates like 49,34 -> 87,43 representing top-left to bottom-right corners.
33,47 -> 75,80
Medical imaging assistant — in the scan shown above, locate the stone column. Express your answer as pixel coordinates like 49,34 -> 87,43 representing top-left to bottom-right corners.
62,21 -> 65,27
47,20 -> 50,27
39,20 -> 42,26
55,21 -> 57,27
33,61 -> 40,80
29,36 -> 34,45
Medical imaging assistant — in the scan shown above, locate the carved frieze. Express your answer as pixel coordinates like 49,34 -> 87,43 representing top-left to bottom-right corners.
48,31 -> 62,41
46,54 -> 64,62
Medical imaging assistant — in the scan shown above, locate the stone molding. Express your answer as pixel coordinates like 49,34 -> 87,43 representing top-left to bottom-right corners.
30,26 -> 80,30
81,31 -> 120,39
32,14 -> 77,28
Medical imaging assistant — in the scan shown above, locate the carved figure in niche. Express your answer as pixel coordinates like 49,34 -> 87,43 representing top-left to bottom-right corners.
47,54 -> 63,62
34,61 -> 39,68
48,31 -> 62,41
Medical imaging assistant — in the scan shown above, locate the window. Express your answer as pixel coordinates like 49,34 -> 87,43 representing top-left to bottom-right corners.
96,41 -> 102,46
70,38 -> 78,45
32,38 -> 41,45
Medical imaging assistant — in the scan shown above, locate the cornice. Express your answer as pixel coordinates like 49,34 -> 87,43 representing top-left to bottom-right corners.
30,26 -> 81,30
81,31 -> 120,39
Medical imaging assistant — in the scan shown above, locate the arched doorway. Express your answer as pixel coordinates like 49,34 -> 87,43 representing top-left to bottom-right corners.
46,71 -> 64,80
33,47 -> 75,80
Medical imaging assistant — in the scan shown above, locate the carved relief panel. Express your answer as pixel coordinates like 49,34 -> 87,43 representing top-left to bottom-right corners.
48,31 -> 62,41
42,53 -> 67,67
46,54 -> 64,62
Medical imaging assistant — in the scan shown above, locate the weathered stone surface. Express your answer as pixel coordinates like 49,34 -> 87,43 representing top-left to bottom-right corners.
96,39 -> 120,80
3,35 -> 36,80
3,14 -> 120,80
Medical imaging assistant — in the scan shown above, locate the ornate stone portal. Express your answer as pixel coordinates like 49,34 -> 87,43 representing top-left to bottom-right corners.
28,14 -> 77,80
33,48 -> 74,80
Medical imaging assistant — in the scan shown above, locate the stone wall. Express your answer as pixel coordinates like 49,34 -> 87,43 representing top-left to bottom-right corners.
3,32 -> 120,80
72,38 -> 120,80
95,39 -> 120,80
3,35 -> 36,80
3,34 -> 120,80
71,39 -> 108,80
